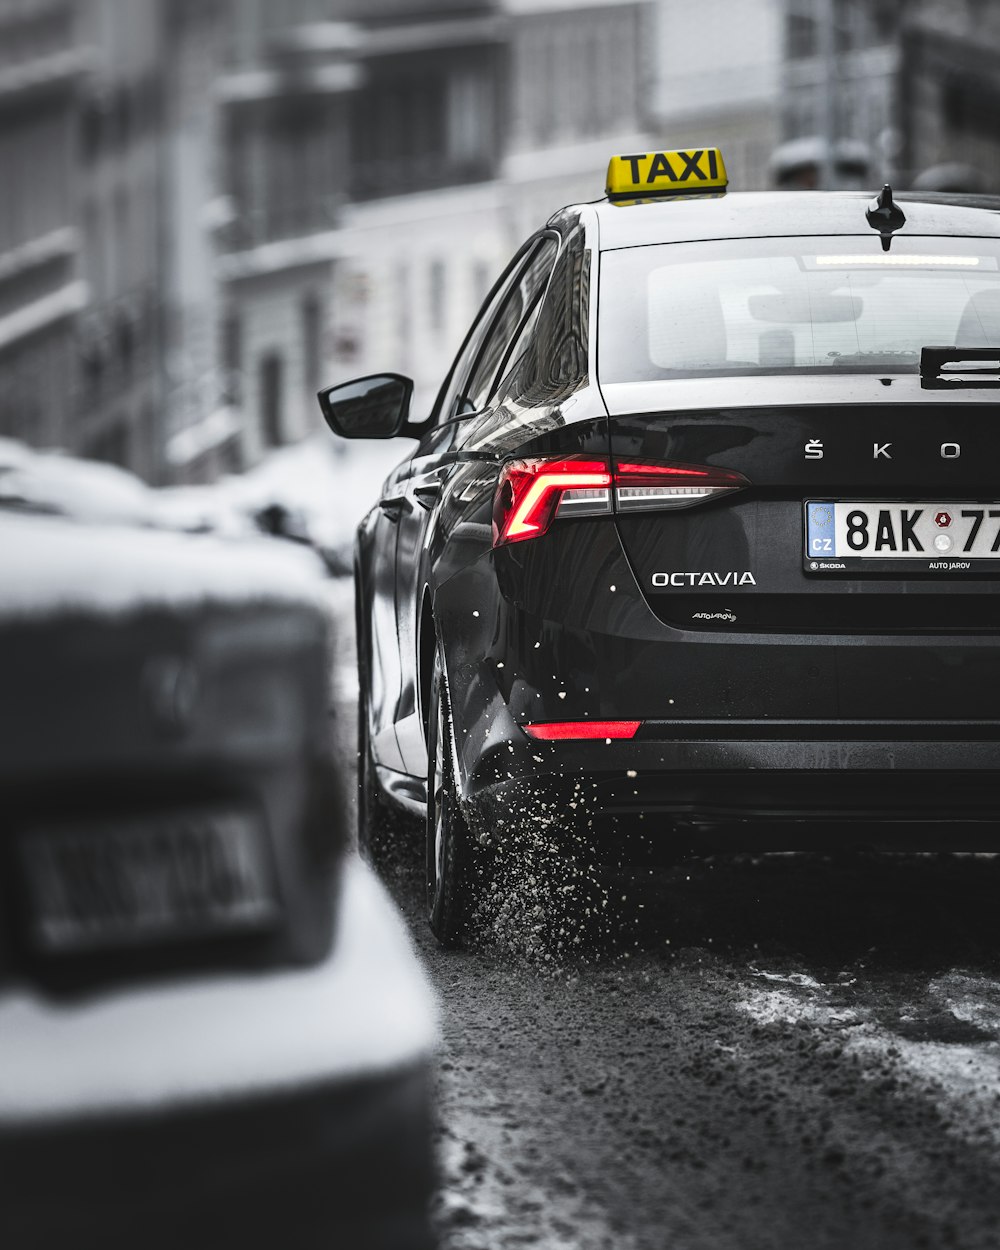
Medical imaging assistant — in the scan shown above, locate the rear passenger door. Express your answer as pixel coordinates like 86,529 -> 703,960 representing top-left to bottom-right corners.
391,235 -> 559,774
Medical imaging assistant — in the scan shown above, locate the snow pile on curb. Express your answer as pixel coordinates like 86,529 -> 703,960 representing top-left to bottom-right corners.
0,434 -> 408,618
1,432 -> 406,556
154,434 -> 407,557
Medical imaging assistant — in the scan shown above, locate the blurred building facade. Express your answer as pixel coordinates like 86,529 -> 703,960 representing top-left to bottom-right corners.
0,0 -> 655,481
6,0 -> 1000,483
223,0 -> 511,437
77,0 -> 164,478
502,0 -> 651,231
328,0 -> 652,419
651,0 -> 781,193
0,0 -> 89,456
899,0 -> 1000,195
778,0 -> 899,186
777,0 -> 1000,193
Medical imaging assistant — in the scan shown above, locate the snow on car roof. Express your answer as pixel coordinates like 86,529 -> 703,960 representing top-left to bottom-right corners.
0,509 -> 331,622
0,444 -> 159,526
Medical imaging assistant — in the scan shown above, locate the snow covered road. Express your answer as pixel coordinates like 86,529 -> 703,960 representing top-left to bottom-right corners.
328,580 -> 1000,1250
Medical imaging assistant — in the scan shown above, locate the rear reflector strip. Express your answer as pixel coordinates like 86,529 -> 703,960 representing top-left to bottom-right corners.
524,720 -> 642,741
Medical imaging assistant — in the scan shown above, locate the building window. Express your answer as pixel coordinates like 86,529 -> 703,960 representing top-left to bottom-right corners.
447,70 -> 486,165
222,312 -> 242,404
116,311 -> 135,384
785,12 -> 817,60
259,352 -> 284,447
535,33 -> 555,145
396,262 -> 410,363
429,260 -> 446,336
81,97 -> 103,164
301,293 -> 322,398
89,420 -> 130,469
114,186 -> 130,291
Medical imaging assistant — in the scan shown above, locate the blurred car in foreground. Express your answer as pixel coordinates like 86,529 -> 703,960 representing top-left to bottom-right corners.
319,147 -> 1000,946
0,494 -> 437,1249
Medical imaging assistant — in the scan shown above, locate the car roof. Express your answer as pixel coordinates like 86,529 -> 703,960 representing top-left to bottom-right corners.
567,190 -> 1000,251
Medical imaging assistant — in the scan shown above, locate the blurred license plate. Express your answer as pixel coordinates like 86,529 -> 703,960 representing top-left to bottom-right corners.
19,809 -> 279,953
805,500 -> 1000,573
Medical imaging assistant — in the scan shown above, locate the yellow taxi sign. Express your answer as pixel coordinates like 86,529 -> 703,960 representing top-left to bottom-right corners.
605,148 -> 728,198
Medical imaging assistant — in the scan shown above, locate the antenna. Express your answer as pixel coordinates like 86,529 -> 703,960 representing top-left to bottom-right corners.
866,184 -> 906,252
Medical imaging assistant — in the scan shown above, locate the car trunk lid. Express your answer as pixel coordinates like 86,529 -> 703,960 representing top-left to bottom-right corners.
606,393 -> 1000,721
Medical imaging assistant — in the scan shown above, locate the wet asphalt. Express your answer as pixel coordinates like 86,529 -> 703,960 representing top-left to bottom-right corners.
328,582 -> 1000,1250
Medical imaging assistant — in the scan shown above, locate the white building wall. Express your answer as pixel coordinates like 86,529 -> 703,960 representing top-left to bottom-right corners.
231,262 -> 333,467
502,0 -> 653,245
319,1 -> 654,417
216,1 -> 656,471
654,0 -> 781,120
650,0 -> 781,190
330,183 -> 509,419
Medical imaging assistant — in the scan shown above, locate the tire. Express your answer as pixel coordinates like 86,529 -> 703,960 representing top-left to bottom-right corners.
425,647 -> 480,947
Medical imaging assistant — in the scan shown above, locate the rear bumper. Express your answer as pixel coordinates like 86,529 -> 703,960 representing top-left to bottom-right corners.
433,548 -> 1000,849
462,706 -> 1000,849
0,859 -> 438,1249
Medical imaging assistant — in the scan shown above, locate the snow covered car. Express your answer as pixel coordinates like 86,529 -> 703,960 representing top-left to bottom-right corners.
0,503 -> 437,1249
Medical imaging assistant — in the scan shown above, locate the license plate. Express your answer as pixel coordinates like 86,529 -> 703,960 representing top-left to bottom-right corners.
19,809 -> 279,953
804,500 -> 1000,574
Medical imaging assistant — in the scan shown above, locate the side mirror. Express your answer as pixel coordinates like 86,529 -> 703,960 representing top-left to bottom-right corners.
317,373 -> 413,439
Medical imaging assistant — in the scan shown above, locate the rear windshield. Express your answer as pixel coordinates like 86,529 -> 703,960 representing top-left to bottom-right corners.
598,236 -> 1000,381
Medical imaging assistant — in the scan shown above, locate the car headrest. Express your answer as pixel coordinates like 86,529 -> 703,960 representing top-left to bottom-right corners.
955,288 -> 1000,347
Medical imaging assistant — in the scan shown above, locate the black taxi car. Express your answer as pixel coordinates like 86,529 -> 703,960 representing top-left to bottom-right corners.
320,148 -> 1000,945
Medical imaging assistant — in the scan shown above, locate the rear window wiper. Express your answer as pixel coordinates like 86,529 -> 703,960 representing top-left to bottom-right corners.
921,346 -> 1000,389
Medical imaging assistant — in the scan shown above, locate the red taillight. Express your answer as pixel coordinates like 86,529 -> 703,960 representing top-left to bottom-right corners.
615,461 -> 749,513
524,720 -> 642,741
492,456 -> 611,546
492,456 -> 748,547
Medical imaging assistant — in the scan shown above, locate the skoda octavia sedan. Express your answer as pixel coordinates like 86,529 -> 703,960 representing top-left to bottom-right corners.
320,148 -> 1000,944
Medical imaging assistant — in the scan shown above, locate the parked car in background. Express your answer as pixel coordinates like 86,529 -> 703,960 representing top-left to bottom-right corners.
0,464 -> 437,1250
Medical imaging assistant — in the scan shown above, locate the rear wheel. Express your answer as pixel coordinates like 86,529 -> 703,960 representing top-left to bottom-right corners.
426,648 -> 480,946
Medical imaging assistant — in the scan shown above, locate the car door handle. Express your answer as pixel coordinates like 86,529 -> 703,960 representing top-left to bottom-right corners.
378,492 -> 411,521
413,480 -> 443,509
